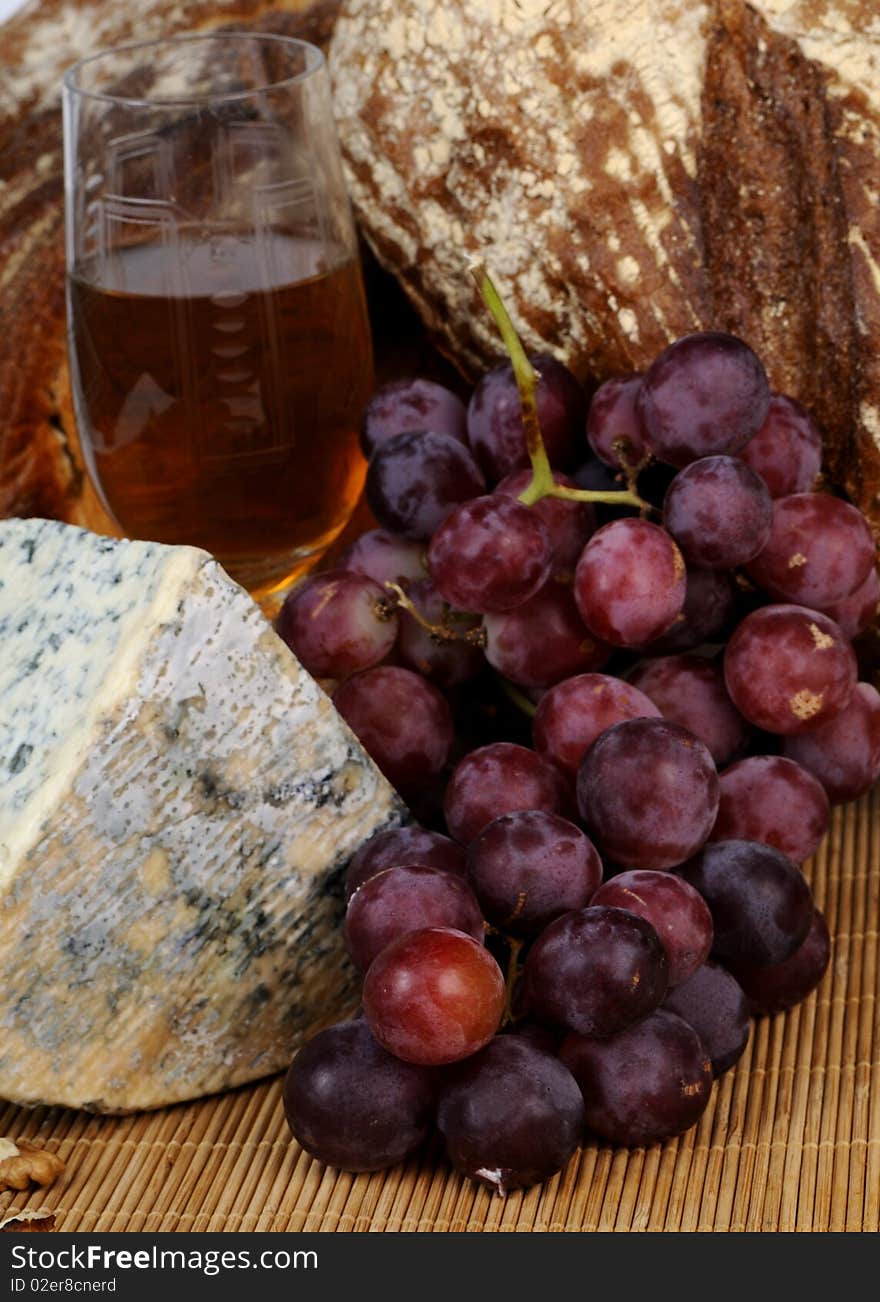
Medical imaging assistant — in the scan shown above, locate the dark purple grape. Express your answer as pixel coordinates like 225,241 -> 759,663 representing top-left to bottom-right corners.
731,909 -> 831,1015
397,578 -> 484,688
338,528 -> 426,591
782,681 -> 880,803
532,673 -> 661,777
361,378 -> 468,457
574,518 -> 686,647
646,567 -> 737,652
586,373 -> 647,469
738,393 -> 822,498
577,718 -> 720,870
591,870 -> 713,988
495,468 -> 595,569
662,962 -> 751,1076
483,579 -> 610,688
723,605 -> 856,734
428,495 -> 552,614
572,457 -> 639,524
346,826 -> 466,899
283,1020 -> 434,1172
444,742 -> 571,845
560,1009 -> 713,1146
637,331 -> 770,468
627,654 -> 752,768
507,1017 -> 560,1055
467,352 -> 586,481
276,570 -> 397,679
677,839 -> 813,967
746,493 -> 875,607
821,566 -> 880,640
436,1036 -> 583,1194
467,810 -> 602,934
662,456 -> 772,568
363,927 -> 505,1065
524,905 -> 668,1037
334,666 -> 453,794
366,430 -> 485,541
709,755 -> 830,863
345,865 -> 484,973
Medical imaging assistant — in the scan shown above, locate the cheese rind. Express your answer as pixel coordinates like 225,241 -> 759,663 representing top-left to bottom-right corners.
0,519 -> 405,1113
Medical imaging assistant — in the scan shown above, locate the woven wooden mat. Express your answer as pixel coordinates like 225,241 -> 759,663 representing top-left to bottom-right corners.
2,787 -> 878,1233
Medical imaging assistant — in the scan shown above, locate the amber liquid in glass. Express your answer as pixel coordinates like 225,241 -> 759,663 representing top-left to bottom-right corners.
68,232 -> 371,597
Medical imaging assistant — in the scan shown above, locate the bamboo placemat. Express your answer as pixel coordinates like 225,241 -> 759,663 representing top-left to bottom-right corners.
2,787 -> 878,1233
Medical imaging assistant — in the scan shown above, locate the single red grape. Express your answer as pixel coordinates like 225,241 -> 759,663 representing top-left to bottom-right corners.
586,373 -> 647,470
334,666 -> 453,794
345,865 -> 484,973
627,654 -> 752,767
746,492 -> 875,607
483,579 -> 610,688
730,909 -> 831,1015
723,604 -> 856,734
467,352 -> 586,481
738,393 -> 822,498
283,1020 -> 435,1172
444,742 -> 571,845
362,927 -> 505,1065
560,1009 -> 713,1146
637,331 -> 770,467
338,528 -> 426,591
662,962 -> 751,1076
494,468 -> 595,569
532,672 -> 661,777
662,455 -> 773,568
591,870 -> 713,988
646,566 -> 736,652
361,377 -> 467,457
524,905 -> 669,1037
467,810 -> 602,934
781,681 -> 880,803
577,718 -> 720,870
346,826 -> 466,899
574,518 -> 686,647
428,495 -> 553,614
276,570 -> 397,679
709,755 -> 830,863
366,429 -> 485,541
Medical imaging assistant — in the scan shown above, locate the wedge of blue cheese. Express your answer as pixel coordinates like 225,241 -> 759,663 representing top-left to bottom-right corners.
0,518 -> 406,1113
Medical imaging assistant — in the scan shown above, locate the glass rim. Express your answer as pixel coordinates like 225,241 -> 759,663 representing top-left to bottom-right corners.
62,32 -> 325,109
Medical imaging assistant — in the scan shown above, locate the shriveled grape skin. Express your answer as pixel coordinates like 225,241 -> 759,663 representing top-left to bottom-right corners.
276,570 -> 397,680
627,654 -> 752,768
709,755 -> 830,863
677,839 -> 813,967
363,927 -> 505,1066
731,909 -> 831,1015
333,666 -> 453,794
577,718 -> 720,870
591,870 -> 713,988
283,1021 -> 435,1173
662,456 -> 773,569
524,906 -> 669,1038
483,580 -> 610,688
360,377 -> 468,457
820,567 -> 880,640
738,393 -> 822,498
662,962 -> 751,1077
746,493 -> 876,608
344,866 -> 485,974
444,742 -> 571,845
436,1037 -> 584,1194
467,811 -> 602,935
637,332 -> 770,468
574,518 -> 687,647
723,605 -> 857,735
338,528 -> 427,591
495,469 -> 595,570
532,673 -> 661,777
366,429 -> 485,541
428,495 -> 553,615
397,578 -> 484,688
586,373 -> 647,470
346,827 -> 466,899
560,1010 -> 713,1147
467,352 -> 587,481
782,682 -> 880,803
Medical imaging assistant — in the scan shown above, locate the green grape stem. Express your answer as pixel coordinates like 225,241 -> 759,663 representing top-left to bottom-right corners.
468,260 -> 649,513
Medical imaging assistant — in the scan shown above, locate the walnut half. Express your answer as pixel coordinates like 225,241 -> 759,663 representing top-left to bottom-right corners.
0,1140 -> 65,1193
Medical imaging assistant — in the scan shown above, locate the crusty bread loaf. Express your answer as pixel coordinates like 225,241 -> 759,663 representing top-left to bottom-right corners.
330,0 -> 880,528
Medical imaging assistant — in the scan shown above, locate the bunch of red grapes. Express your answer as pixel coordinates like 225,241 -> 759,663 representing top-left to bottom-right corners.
279,319 -> 880,1195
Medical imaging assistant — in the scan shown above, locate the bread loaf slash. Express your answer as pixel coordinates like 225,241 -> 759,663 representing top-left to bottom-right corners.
330,0 -> 880,529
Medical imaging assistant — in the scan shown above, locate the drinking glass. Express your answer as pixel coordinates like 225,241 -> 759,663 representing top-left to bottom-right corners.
63,34 -> 372,601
